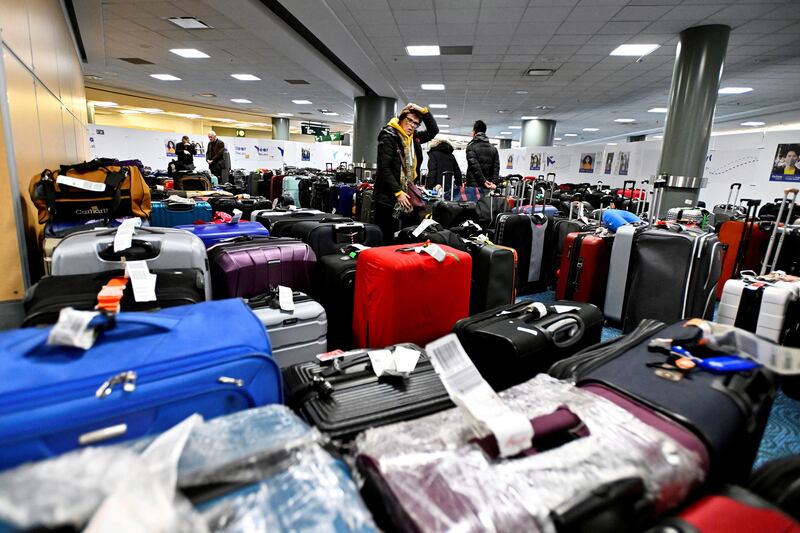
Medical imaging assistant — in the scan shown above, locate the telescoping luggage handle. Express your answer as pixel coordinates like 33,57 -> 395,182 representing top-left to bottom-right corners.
760,187 -> 799,275
649,178 -> 667,224
636,179 -> 649,217
443,170 -> 455,201
724,183 -> 742,214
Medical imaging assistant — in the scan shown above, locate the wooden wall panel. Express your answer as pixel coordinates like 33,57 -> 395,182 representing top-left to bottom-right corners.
0,0 -> 31,68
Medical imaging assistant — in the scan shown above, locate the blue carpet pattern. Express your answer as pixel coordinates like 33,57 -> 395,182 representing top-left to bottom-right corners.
516,290 -> 800,471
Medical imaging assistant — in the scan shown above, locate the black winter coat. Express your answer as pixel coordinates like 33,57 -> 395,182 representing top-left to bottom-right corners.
375,113 -> 438,206
465,133 -> 500,187
426,142 -> 462,189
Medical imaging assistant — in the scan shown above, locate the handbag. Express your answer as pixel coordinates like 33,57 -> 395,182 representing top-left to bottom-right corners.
405,180 -> 426,210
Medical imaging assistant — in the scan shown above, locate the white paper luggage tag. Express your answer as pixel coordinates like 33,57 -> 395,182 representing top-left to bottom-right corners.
229,209 -> 243,224
113,218 -> 142,253
48,308 -> 100,350
56,175 -> 107,192
423,243 -> 447,262
165,195 -> 195,205
278,285 -> 295,312
412,218 -> 438,237
368,346 -> 421,378
125,260 -> 157,303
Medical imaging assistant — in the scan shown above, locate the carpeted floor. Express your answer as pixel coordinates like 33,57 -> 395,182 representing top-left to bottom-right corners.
517,290 -> 800,471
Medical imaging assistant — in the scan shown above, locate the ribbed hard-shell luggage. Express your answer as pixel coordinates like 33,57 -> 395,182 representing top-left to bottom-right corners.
283,344 -> 453,443
149,200 -> 212,227
208,236 -> 316,299
0,299 -> 281,470
666,207 -> 710,228
314,252 -> 358,351
465,239 -> 516,315
352,244 -> 471,348
718,276 -> 800,344
22,268 -> 206,326
174,221 -> 269,248
51,226 -> 212,300
287,220 -> 383,258
555,232 -> 613,307
247,290 -> 327,368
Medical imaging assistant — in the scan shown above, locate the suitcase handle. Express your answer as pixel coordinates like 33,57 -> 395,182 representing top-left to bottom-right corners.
164,202 -> 197,212
98,240 -> 160,261
540,315 -> 586,349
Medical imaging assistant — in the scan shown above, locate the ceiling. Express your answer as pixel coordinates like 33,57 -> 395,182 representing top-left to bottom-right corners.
76,0 -> 800,143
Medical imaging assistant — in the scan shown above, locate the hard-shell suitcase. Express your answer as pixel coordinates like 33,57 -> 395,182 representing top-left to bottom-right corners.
313,252 -> 358,351
494,212 -> 552,294
22,268 -> 206,326
269,174 -> 285,201
718,276 -> 800,344
208,236 -> 316,299
333,184 -> 357,217
555,232 -> 613,307
352,244 -> 471,348
206,196 -> 272,221
510,204 -> 559,217
603,223 -> 641,324
281,176 -> 303,206
666,207 -> 710,228
283,345 -> 453,443
287,220 -> 383,258
252,208 -> 324,233
149,200 -> 212,227
453,300 -> 603,391
465,239 -> 516,315
173,173 -> 212,191
51,226 -> 212,300
174,221 -> 269,248
0,299 -> 281,470
312,180 -> 333,212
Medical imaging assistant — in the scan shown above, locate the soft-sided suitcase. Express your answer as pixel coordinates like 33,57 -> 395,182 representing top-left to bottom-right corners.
555,232 -> 613,307
314,252 -> 358,351
283,345 -> 453,443
23,268 -> 206,326
206,196 -> 272,221
432,200 -> 479,229
395,223 -> 467,251
464,239 -> 516,315
247,290 -> 327,368
209,236 -> 316,299
268,211 -> 351,237
287,220 -> 383,258
312,180 -> 333,212
149,200 -> 212,227
252,207 -> 324,232
281,176 -> 303,206
333,184 -> 357,217
51,226 -> 212,300
494,212 -> 552,294
174,221 -> 269,248
269,174 -> 285,201
453,301 -> 603,390
0,299 -> 281,470
352,244 -> 471,348
749,455 -> 800,521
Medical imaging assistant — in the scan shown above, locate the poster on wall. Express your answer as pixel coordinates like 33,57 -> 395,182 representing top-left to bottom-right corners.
301,148 -> 311,162
545,154 -> 556,171
193,142 -> 205,158
579,153 -> 595,173
529,153 -> 542,171
769,143 -> 800,182
165,139 -> 177,158
604,152 -> 614,175
506,155 -> 514,169
618,151 -> 630,176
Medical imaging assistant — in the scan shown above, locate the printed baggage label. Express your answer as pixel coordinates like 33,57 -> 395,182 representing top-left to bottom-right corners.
113,218 -> 142,253
230,209 -> 243,224
368,346 -> 421,378
278,285 -> 295,312
125,261 -> 157,303
423,243 -> 447,262
412,218 -> 438,237
48,308 -> 100,350
56,175 -> 107,192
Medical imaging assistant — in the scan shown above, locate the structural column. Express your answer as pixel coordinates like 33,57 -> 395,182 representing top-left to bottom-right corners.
271,117 -> 290,141
521,119 -> 556,147
499,139 -> 512,149
352,95 -> 397,169
657,24 -> 731,214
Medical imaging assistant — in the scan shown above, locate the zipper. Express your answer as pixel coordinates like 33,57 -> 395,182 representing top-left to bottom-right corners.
567,234 -> 586,299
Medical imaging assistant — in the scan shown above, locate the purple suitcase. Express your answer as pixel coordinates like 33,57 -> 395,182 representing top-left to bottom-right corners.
208,236 -> 316,299
175,221 -> 269,248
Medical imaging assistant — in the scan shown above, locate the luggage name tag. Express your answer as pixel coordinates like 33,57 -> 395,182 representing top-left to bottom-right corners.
96,277 -> 129,314
229,209 -> 243,224
412,218 -> 438,237
56,175 -> 107,192
277,285 -> 295,312
48,307 -> 101,350
125,260 -> 157,303
422,243 -> 447,262
113,217 -> 142,253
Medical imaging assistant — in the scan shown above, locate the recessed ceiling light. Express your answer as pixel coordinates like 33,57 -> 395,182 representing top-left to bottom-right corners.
439,124 -> 450,128
421,84 -> 445,90
582,128 -> 599,132
406,45 -> 440,56
508,126 -> 521,130
91,101 -> 118,108
648,107 -> 668,113
119,109 -> 141,115
515,90 -> 529,95
251,122 -> 269,127
292,99 -> 312,104
497,109 -> 510,114
564,133 -> 578,137
139,108 -> 163,114
196,93 -> 216,98
150,74 -> 181,81
719,87 -> 753,95
278,113 -> 293,117
614,118 -> 636,123
170,48 -> 209,58
167,17 -> 211,29
653,135 -> 663,139
231,74 -> 261,81
521,116 -> 539,120
178,113 -> 201,119
526,68 -> 555,76
433,114 -> 449,119
429,104 -> 447,109
216,118 -> 236,123
230,98 -> 252,104
740,121 -> 765,126
322,112 -> 339,116
553,137 -> 562,140
500,131 -> 513,134
610,44 -> 660,57
607,142 -> 618,145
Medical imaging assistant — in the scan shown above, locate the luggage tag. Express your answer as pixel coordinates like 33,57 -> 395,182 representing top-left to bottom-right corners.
277,285 -> 295,312
113,217 -> 142,253
96,277 -> 129,313
125,260 -> 157,303
48,307 -> 101,350
367,346 -> 421,378
412,218 -> 438,237
229,209 -> 243,224
56,175 -> 107,192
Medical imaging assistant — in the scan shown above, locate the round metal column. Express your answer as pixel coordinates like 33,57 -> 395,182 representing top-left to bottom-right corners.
657,24 -> 731,213
271,117 -> 290,141
352,95 -> 397,169
521,119 -> 556,147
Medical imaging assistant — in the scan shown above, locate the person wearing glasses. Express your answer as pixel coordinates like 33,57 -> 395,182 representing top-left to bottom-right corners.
374,103 -> 438,241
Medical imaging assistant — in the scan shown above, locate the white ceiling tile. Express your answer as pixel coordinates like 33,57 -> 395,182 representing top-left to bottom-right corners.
474,22 -> 518,35
568,4 -> 623,20
393,10 -> 432,24
436,9 -> 479,23
558,20 -> 607,34
612,5 -> 673,21
522,6 -> 575,22
479,7 -> 526,22
387,0 -> 433,9
598,20 -> 651,34
437,23 -> 476,36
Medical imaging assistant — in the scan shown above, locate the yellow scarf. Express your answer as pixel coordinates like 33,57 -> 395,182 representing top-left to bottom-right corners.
388,117 -> 417,181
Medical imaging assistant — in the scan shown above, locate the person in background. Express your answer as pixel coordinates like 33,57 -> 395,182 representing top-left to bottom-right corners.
466,120 -> 498,191
426,139 -> 462,191
176,135 -> 196,170
375,103 -> 439,242
206,131 -> 225,178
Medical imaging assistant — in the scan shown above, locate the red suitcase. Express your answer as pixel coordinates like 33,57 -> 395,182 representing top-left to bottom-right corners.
716,220 -> 769,298
555,232 -> 612,307
352,244 -> 471,348
269,174 -> 285,201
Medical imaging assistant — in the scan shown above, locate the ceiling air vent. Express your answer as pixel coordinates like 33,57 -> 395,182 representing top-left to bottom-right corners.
285,79 -> 310,85
119,58 -> 154,65
440,46 -> 473,55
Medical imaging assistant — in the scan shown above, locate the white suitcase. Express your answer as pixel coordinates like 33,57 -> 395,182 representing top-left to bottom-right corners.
718,278 -> 800,343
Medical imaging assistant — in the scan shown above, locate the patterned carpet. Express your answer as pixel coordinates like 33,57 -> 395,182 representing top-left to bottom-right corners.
517,290 -> 800,471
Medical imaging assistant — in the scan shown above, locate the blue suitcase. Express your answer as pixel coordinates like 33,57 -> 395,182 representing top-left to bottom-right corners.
511,204 -> 559,217
174,221 -> 270,248
334,184 -> 357,217
149,200 -> 212,227
0,299 -> 281,470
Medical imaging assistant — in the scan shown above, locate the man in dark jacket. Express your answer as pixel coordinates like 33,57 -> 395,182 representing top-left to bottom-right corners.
206,131 -> 225,178
374,103 -> 438,241
426,140 -> 462,190
175,135 -> 196,170
466,120 -> 499,190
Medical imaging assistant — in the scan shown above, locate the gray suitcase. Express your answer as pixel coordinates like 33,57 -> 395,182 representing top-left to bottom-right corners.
51,226 -> 212,300
603,224 -> 639,324
247,290 -> 327,368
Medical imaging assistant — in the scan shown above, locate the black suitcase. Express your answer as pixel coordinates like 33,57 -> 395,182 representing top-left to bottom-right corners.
266,212 -> 351,237
282,345 -> 453,444
23,269 -> 206,326
749,455 -> 800,521
314,252 -> 358,350
395,223 -> 467,251
432,200 -> 479,229
453,300 -> 603,391
465,239 -> 516,315
207,196 -> 272,221
287,220 -> 383,258
311,180 -> 333,212
494,212 -> 553,294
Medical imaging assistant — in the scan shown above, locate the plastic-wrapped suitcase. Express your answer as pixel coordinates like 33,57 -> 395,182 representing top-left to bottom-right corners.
283,345 -> 453,444
666,207 -> 710,228
0,299 -> 281,470
149,200 -> 212,227
453,301 -> 603,391
464,239 -> 516,315
246,290 -> 327,368
555,232 -> 613,307
352,244 -> 471,348
22,268 -> 206,326
51,226 -> 212,300
174,221 -> 269,248
287,220 -> 383,258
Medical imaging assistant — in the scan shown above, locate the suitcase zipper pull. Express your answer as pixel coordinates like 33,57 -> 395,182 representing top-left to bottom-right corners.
218,376 -> 244,387
95,370 -> 138,399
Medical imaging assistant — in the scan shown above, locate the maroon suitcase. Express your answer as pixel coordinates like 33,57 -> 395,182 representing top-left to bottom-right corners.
208,236 -> 316,299
269,174 -> 285,201
554,232 -> 612,307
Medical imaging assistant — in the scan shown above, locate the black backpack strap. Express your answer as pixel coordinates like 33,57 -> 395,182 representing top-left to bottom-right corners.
37,169 -> 58,218
101,166 -> 127,223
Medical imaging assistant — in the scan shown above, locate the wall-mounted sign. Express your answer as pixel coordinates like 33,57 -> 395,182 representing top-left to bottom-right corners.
235,129 -> 246,137
316,132 -> 344,142
301,123 -> 330,136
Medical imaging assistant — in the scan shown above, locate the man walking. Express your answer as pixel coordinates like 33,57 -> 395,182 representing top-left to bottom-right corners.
466,120 -> 498,191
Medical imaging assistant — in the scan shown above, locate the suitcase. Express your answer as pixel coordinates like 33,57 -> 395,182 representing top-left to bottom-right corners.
23,268 -> 206,326
352,244 -> 471,348
333,184 -> 357,217
494,212 -> 552,294
464,239 -> 516,315
149,200 -> 212,227
252,207 -> 323,232
395,223 -> 467,251
174,221 -> 270,248
551,202 -> 599,279
715,199 -> 769,298
280,176 -> 303,206
269,174 -> 284,201
266,211 -> 351,237
208,236 -> 316,299
174,173 -> 212,191
0,299 -> 281,470
311,180 -> 333,212
51,226 -> 212,300
299,178 -> 314,208
555,232 -> 613,307
313,252 -> 358,351
666,207 -> 710,228
357,187 -> 375,224
603,223 -> 641,324
749,455 -> 800,521
432,200 -> 479,229
718,275 -> 800,344
283,344 -> 453,443
510,204 -> 559,217
453,300 -> 603,391
761,188 -> 800,277
287,220 -> 383,258
206,196 -> 272,221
